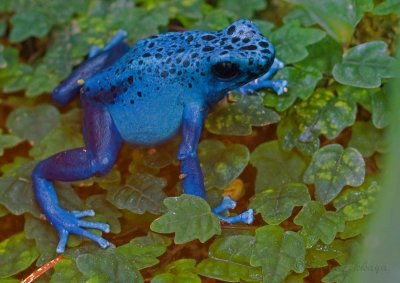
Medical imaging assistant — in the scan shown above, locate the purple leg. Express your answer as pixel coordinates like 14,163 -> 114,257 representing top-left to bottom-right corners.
32,99 -> 122,253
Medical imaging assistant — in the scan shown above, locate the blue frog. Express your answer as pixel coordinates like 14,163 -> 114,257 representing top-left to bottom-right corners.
32,20 -> 287,253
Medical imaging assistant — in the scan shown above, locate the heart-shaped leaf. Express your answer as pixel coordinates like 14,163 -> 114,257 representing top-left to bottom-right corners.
250,183 -> 310,224
286,0 -> 373,43
304,144 -> 365,204
250,225 -> 305,283
305,240 -> 348,268
271,21 -> 326,64
251,140 -> 307,192
151,259 -> 201,283
349,122 -> 386,157
333,41 -> 396,88
263,66 -> 322,111
199,139 -> 250,190
107,172 -> 167,215
6,104 -> 60,144
150,194 -> 221,244
206,94 -> 280,135
117,232 -> 171,270
333,177 -> 379,221
75,247 -> 143,283
294,201 -> 345,247
197,235 -> 262,282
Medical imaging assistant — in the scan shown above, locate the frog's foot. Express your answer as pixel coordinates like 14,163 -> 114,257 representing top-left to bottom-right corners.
238,78 -> 288,96
212,196 -> 254,224
51,208 -> 110,253
89,29 -> 128,58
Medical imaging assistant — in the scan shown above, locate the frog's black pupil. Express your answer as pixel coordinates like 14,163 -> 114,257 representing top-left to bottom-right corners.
212,61 -> 239,79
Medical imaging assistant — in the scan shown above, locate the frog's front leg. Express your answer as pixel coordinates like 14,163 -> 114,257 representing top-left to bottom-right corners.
178,102 -> 253,224
238,58 -> 288,95
32,99 -> 122,253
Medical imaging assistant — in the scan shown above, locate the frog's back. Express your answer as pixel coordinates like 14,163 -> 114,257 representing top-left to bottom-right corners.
82,20 -> 275,146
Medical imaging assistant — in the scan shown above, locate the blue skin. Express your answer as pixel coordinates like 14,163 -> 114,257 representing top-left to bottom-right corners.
32,20 -> 287,253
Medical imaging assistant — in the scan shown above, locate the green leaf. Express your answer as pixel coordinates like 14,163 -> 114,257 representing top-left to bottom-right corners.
107,172 -> 167,215
24,215 -> 58,266
9,8 -> 51,42
50,258 -> 84,283
29,109 -> 83,160
294,201 -> 345,247
0,130 -> 22,156
0,47 -> 33,93
142,139 -> 179,169
86,195 -> 122,234
107,6 -> 169,42
205,94 -> 280,135
277,89 -> 357,156
349,122 -> 386,157
339,217 -> 369,239
296,89 -> 357,139
271,21 -> 326,64
303,144 -> 365,204
250,226 -> 305,283
150,195 -> 221,244
322,265 -> 353,283
284,270 -> 310,283
250,183 -> 310,224
283,9 -> 317,27
263,66 -> 322,111
373,0 -> 400,16
117,232 -> 171,270
371,87 -> 390,129
197,235 -> 262,282
6,104 -> 60,144
277,111 -> 320,155
286,0 -> 373,43
151,259 -> 201,283
333,41 -> 396,88
250,140 -> 307,192
75,247 -> 143,283
333,177 -> 380,221
26,64 -> 60,97
0,161 -> 41,217
0,233 -> 39,278
198,140 -> 250,190
305,240 -> 348,268
218,0 -> 267,19
297,36 -> 343,73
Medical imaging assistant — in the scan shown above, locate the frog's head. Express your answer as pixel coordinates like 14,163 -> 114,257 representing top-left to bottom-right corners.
203,19 -> 275,104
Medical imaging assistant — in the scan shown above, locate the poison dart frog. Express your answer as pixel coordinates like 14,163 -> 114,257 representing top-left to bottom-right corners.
32,20 -> 287,253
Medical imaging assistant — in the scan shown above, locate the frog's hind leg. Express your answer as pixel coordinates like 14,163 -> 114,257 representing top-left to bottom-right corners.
52,30 -> 130,106
32,99 -> 122,253
238,57 -> 288,95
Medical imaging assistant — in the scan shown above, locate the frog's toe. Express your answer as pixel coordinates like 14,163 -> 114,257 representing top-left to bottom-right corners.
78,220 -> 110,233
272,79 -> 288,95
52,208 -> 110,253
216,208 -> 254,225
212,196 -> 236,214
71,209 -> 95,218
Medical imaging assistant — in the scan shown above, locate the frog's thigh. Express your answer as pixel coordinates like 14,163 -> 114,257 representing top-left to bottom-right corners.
35,99 -> 122,181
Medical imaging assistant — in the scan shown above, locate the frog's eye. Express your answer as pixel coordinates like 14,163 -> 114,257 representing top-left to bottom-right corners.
212,61 -> 239,80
